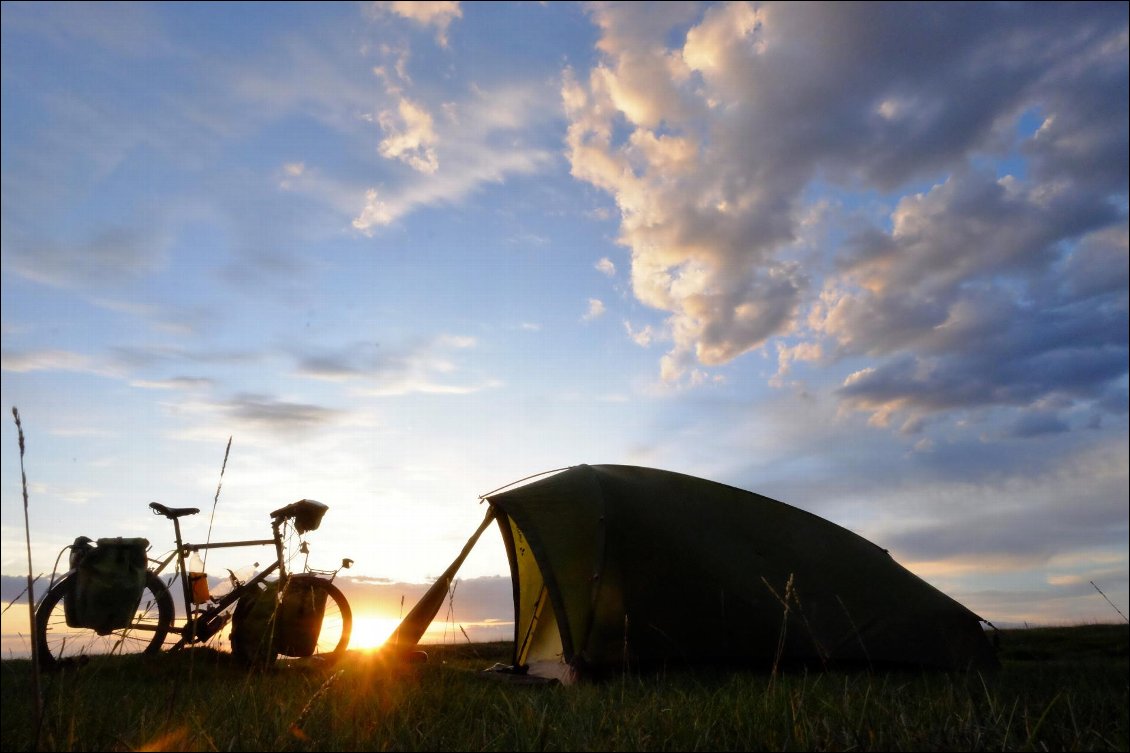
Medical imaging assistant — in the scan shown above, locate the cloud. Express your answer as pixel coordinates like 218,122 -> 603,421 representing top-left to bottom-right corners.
378,96 -> 440,173
294,335 -> 499,397
1004,411 -> 1070,439
130,377 -> 215,392
595,258 -> 616,276
373,1 -> 463,47
351,81 -> 558,233
582,298 -> 606,322
885,469 -> 1128,567
826,178 -> 1128,429
0,349 -> 123,378
624,321 -> 657,348
3,225 -> 169,290
772,341 -> 822,384
278,162 -> 306,189
353,189 -> 396,230
562,2 -> 1128,438
220,393 -> 342,433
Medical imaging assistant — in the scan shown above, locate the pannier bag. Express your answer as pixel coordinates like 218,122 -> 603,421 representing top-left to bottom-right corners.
275,578 -> 327,657
230,580 -> 280,666
64,537 -> 150,635
230,578 -> 328,663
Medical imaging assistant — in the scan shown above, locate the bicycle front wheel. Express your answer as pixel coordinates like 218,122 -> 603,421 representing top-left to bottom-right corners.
278,576 -> 352,662
35,571 -> 174,668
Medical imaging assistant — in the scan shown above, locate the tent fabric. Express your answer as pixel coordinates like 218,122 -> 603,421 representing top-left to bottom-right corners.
485,464 -> 997,678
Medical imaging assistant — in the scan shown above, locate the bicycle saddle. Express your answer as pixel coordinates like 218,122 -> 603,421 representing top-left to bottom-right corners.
149,501 -> 201,519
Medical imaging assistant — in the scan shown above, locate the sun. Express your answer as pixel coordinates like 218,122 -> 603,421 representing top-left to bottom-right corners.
347,613 -> 404,651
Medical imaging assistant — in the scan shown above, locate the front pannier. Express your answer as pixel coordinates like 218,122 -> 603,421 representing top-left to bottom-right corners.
230,581 -> 279,666
230,577 -> 328,663
275,578 -> 327,657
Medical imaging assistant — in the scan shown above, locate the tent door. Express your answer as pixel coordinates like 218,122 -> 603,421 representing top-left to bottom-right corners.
516,584 -> 549,665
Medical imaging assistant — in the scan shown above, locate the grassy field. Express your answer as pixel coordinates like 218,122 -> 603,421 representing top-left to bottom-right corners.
1,624 -> 1126,752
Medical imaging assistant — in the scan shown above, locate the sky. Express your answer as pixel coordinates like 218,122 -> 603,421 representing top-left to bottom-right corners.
2,1 -> 1128,653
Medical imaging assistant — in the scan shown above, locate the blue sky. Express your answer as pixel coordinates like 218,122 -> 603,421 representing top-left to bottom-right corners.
2,1 -> 1127,648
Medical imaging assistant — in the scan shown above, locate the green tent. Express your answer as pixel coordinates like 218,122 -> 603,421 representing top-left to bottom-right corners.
388,464 -> 998,680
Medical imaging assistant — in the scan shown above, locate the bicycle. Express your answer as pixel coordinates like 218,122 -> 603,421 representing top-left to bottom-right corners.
35,499 -> 353,668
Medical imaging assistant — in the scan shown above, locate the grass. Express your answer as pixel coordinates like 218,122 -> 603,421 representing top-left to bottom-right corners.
1,624 -> 1126,751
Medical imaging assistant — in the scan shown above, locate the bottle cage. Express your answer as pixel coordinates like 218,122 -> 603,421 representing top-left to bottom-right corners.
270,499 -> 328,534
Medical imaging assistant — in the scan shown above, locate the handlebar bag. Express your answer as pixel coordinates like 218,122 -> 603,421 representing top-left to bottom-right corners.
64,537 -> 149,635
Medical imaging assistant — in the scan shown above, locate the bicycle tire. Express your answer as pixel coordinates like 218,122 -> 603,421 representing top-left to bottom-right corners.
281,576 -> 352,661
35,571 -> 174,668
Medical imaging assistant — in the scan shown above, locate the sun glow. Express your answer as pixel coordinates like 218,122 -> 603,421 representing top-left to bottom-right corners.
349,614 -> 403,650
347,611 -> 514,652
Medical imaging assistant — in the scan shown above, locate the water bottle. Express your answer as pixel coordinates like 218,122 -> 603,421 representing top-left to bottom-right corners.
211,564 -> 258,598
188,551 -> 210,604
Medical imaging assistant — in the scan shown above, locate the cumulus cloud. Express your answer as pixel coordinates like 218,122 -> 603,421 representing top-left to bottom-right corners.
352,188 -> 395,231
595,257 -> 616,276
582,298 -> 606,322
564,2 -> 1128,435
378,96 -> 440,173
373,1 -> 462,47
625,321 -> 656,347
826,174 -> 1128,429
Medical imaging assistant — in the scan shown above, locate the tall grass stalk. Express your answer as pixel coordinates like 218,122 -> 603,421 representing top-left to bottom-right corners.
201,436 -> 232,572
443,578 -> 460,643
185,436 -> 233,688
283,668 -> 343,745
12,406 -> 43,746
1091,581 -> 1129,624
761,573 -> 795,684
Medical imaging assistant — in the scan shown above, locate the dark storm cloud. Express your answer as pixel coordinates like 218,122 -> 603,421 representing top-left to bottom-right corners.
832,180 -> 1127,427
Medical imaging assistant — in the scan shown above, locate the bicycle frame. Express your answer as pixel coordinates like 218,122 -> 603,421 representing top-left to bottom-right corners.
148,506 -> 291,647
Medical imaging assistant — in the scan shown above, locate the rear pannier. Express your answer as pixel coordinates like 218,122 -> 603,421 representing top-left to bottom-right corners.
64,537 -> 150,635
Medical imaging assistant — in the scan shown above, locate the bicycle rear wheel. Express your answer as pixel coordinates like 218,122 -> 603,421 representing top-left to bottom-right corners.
35,571 -> 174,668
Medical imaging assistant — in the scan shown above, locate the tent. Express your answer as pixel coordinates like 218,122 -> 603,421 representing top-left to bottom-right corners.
386,464 -> 998,680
